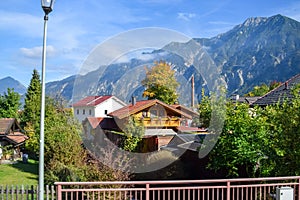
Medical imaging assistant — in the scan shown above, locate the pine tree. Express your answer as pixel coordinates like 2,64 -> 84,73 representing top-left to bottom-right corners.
22,69 -> 42,127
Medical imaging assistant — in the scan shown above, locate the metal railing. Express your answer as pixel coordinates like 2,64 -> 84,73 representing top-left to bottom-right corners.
55,176 -> 300,200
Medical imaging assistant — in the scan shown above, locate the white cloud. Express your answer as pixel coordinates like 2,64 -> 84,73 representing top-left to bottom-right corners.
177,12 -> 196,21
0,10 -> 41,37
20,45 -> 56,58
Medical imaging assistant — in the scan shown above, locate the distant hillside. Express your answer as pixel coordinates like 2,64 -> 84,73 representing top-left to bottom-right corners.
0,76 -> 26,95
41,14 -> 300,104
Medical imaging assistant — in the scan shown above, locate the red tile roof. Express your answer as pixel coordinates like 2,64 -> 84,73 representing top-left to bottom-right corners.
86,117 -> 103,129
73,96 -> 113,107
84,117 -> 120,131
0,118 -> 28,145
108,99 -> 192,119
6,132 -> 28,145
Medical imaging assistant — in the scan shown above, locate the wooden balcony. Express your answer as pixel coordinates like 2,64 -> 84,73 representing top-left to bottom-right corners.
141,117 -> 180,127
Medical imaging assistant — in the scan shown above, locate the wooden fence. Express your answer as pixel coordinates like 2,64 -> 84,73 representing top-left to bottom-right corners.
0,185 -> 55,200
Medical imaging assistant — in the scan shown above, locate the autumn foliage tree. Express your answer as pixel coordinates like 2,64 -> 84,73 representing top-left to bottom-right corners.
142,61 -> 179,104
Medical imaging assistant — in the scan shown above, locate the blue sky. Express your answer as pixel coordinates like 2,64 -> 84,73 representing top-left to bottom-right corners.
1,0 -> 300,87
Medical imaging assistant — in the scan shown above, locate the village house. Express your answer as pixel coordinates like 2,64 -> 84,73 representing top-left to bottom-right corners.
79,95 -> 205,152
251,73 -> 300,106
0,118 -> 28,161
72,95 -> 127,122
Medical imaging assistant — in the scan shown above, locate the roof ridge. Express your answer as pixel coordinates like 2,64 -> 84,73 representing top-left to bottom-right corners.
86,96 -> 104,105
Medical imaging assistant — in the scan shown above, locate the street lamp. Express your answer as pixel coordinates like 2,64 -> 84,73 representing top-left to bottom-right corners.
39,1 -> 55,200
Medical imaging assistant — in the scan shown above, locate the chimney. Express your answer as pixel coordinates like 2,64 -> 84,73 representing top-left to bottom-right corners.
285,81 -> 289,89
131,96 -> 136,106
191,75 -> 194,108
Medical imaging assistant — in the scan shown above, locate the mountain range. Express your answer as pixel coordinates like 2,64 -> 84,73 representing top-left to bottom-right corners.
0,77 -> 26,95
1,14 -> 300,106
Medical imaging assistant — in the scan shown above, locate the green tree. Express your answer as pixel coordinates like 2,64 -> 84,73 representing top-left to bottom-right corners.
121,116 -> 144,152
0,88 -> 21,118
197,89 -> 212,128
43,98 -> 89,183
260,84 -> 300,176
245,81 -> 281,97
22,69 -> 41,127
142,61 -> 179,104
207,102 -> 270,177
204,84 -> 300,178
22,69 -> 42,155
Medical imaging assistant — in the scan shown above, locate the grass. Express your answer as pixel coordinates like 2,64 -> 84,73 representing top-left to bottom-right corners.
0,159 -> 38,185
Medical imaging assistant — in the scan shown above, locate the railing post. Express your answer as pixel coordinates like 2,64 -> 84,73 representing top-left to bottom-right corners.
56,184 -> 62,200
146,183 -> 150,200
227,181 -> 231,200
298,177 -> 300,200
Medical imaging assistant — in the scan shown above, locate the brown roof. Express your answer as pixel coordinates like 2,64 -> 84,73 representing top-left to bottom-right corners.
73,96 -> 113,107
0,118 -> 28,145
85,117 -> 103,129
6,132 -> 28,145
108,99 -> 192,119
171,104 -> 199,117
84,117 -> 120,131
0,118 -> 15,134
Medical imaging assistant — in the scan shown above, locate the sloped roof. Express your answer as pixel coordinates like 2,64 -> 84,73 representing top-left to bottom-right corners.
0,118 -> 28,145
6,133 -> 28,145
0,118 -> 15,134
171,104 -> 199,117
231,96 -> 260,104
85,117 -> 103,129
84,117 -> 120,131
161,134 -> 207,152
145,129 -> 177,136
108,99 -> 192,119
251,73 -> 300,106
73,95 -> 122,107
176,126 -> 208,134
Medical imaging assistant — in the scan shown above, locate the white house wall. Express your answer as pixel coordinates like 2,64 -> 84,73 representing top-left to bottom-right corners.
74,97 -> 127,122
94,98 -> 125,118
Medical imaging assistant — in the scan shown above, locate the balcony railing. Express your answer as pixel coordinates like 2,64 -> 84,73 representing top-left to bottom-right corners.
56,176 -> 300,200
141,117 -> 180,127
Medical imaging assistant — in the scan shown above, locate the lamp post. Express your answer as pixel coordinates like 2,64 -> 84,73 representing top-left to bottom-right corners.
40,1 -> 55,199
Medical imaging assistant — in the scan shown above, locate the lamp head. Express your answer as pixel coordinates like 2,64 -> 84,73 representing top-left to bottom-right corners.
41,0 -> 55,15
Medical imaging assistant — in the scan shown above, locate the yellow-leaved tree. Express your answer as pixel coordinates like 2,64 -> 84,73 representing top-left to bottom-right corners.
142,61 -> 179,104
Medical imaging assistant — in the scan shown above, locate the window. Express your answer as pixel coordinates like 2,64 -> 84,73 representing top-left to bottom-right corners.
159,109 -> 165,117
104,110 -> 108,115
89,109 -> 92,115
142,111 -> 148,117
83,109 -> 85,115
149,104 -> 166,118
76,109 -> 79,115
150,109 -> 157,118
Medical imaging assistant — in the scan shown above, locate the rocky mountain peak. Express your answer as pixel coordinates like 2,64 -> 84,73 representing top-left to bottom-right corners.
242,16 -> 268,27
